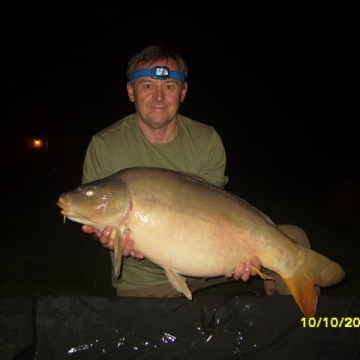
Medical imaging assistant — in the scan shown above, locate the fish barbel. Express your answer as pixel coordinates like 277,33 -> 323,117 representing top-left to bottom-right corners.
56,167 -> 345,317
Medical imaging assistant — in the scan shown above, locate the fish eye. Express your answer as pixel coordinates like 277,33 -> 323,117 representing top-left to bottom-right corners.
85,187 -> 95,197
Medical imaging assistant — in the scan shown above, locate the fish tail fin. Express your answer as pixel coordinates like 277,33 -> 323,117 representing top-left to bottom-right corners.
283,248 -> 345,318
283,271 -> 318,318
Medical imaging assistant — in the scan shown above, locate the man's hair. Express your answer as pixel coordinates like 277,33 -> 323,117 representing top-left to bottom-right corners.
126,45 -> 188,81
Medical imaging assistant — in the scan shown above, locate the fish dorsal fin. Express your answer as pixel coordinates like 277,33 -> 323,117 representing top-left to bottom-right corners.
164,267 -> 192,300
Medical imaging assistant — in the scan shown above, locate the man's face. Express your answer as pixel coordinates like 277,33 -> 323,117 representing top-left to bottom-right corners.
127,58 -> 188,130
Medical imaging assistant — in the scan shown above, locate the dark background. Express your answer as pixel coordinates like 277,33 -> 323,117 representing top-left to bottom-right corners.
3,9 -> 359,220
3,9 -> 358,169
1,11 -> 359,359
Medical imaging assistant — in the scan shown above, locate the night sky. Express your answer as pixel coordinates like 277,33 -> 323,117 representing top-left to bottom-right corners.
2,9 -> 359,184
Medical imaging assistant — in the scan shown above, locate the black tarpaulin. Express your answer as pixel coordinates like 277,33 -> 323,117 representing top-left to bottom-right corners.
2,295 -> 360,359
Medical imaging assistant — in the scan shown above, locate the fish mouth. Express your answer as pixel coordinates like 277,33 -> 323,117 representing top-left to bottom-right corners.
56,198 -> 91,225
56,199 -> 69,223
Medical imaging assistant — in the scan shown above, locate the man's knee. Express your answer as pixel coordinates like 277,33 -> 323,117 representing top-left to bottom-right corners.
277,224 -> 310,248
264,224 -> 320,296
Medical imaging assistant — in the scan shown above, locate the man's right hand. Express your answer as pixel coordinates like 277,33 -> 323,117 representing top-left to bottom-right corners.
82,225 -> 144,259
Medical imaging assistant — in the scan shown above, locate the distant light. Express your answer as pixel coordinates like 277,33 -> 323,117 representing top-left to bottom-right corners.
34,139 -> 42,148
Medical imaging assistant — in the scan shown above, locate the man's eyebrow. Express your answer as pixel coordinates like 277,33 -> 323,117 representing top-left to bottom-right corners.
138,78 -> 180,84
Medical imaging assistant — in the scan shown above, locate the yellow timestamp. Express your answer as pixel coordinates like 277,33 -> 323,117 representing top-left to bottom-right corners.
301,317 -> 360,328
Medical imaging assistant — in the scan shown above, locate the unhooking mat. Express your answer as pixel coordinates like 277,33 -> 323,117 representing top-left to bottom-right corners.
1,294 -> 360,359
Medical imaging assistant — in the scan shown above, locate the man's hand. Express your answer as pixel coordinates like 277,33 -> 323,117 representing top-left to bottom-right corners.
82,224 -> 113,249
121,229 -> 144,259
82,225 -> 144,259
224,256 -> 262,282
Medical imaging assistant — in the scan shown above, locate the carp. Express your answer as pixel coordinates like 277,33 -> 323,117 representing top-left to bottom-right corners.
56,167 -> 345,317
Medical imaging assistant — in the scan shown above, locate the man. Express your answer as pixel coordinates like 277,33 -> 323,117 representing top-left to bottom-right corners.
81,45 -> 311,297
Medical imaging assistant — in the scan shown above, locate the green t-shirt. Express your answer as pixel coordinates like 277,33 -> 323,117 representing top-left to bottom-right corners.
82,113 -> 229,290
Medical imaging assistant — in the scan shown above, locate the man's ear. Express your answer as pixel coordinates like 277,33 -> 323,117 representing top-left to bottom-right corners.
180,82 -> 188,102
127,82 -> 135,102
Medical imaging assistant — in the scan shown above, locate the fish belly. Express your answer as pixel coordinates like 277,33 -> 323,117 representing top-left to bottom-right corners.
124,197 -> 288,278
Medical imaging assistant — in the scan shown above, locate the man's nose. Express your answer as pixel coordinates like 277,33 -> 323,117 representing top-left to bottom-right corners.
154,86 -> 165,101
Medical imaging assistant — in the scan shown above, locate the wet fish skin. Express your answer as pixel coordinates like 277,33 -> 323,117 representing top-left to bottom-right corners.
56,167 -> 345,318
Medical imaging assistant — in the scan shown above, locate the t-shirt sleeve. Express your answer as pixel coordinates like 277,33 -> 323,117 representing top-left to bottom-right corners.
82,136 -> 111,184
198,129 -> 229,188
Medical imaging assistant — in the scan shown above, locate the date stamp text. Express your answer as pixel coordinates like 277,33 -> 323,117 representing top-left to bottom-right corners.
301,317 -> 360,328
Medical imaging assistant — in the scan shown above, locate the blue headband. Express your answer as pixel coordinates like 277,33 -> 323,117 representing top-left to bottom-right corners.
130,66 -> 186,83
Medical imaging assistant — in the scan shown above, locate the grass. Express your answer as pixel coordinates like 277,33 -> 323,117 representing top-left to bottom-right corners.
1,162 -> 359,301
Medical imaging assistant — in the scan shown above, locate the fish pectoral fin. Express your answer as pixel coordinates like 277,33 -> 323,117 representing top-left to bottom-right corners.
164,267 -> 192,300
113,227 -> 124,278
252,267 -> 274,280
